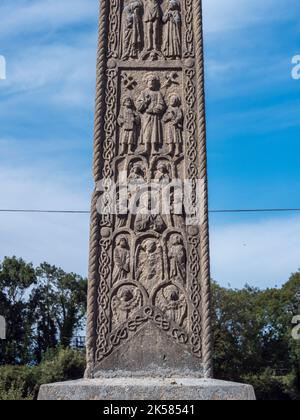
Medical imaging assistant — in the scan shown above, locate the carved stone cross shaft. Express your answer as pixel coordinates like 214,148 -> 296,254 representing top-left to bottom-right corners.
85,0 -> 213,380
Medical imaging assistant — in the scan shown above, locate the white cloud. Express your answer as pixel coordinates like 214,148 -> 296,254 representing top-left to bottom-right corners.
210,215 -> 300,289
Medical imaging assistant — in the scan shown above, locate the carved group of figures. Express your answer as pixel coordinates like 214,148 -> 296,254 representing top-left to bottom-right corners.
116,157 -> 185,233
118,73 -> 183,157
113,234 -> 186,287
111,2 -> 190,334
112,283 -> 187,329
111,232 -> 187,329
121,0 -> 182,60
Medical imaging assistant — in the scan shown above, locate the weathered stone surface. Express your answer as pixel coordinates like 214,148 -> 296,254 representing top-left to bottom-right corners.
38,378 -> 256,401
84,0 -> 213,381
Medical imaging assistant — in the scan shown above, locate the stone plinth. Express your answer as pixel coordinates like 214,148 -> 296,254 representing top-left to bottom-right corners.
38,378 -> 256,401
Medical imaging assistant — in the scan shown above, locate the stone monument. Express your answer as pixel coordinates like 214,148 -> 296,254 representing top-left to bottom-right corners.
39,0 -> 255,400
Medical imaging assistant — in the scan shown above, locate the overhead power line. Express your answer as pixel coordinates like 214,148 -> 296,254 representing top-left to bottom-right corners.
209,208 -> 300,214
0,209 -> 90,214
1,208 -> 300,215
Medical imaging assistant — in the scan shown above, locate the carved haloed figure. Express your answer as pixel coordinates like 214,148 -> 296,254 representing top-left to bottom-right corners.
162,0 -> 182,59
160,285 -> 187,327
112,286 -> 142,328
118,96 -> 141,155
137,73 -> 166,156
163,94 -> 184,157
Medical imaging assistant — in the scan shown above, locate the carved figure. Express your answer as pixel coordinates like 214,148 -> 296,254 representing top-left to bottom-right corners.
168,234 -> 186,284
171,190 -> 185,229
162,0 -> 182,59
163,94 -> 184,157
134,192 -> 166,233
137,238 -> 164,289
144,0 -> 161,52
154,162 -> 171,186
128,162 -> 146,186
113,236 -> 131,284
157,285 -> 187,326
121,0 -> 143,59
118,96 -> 141,155
116,190 -> 129,228
137,74 -> 166,155
112,286 -> 142,328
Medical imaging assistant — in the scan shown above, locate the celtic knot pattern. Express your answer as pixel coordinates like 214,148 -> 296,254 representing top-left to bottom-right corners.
96,238 -> 112,360
183,0 -> 195,58
96,68 -> 117,362
97,306 -> 189,361
108,0 -> 120,58
184,66 -> 202,358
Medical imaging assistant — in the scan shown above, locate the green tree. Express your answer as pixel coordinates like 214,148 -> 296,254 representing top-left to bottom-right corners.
0,257 -> 36,365
212,272 -> 300,400
31,263 -> 87,353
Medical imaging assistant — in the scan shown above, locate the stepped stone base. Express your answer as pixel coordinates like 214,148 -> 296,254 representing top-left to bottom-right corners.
38,377 -> 256,400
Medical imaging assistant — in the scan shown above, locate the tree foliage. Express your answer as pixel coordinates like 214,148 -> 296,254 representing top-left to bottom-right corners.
212,273 -> 300,400
0,257 -> 87,365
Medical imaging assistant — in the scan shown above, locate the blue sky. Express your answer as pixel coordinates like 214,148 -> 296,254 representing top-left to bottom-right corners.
0,0 -> 300,289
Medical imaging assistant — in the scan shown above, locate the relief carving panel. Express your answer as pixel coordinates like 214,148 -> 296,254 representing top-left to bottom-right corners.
87,0 -> 212,378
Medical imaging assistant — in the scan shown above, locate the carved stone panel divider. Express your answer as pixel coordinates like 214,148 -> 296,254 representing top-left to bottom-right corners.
86,0 -> 212,379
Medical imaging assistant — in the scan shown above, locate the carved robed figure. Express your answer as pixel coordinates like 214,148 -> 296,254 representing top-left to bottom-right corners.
162,0 -> 182,59
137,73 -> 166,155
121,1 -> 143,59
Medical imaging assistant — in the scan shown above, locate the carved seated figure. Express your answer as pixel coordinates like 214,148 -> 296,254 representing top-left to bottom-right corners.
156,285 -> 187,327
112,286 -> 142,329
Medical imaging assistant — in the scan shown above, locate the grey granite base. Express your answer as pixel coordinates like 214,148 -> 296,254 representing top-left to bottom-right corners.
38,378 -> 256,400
